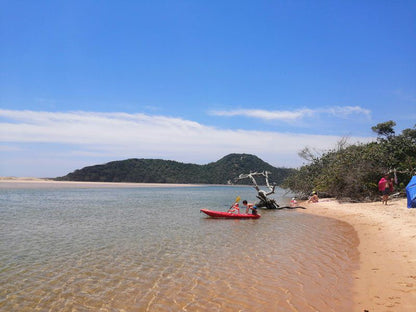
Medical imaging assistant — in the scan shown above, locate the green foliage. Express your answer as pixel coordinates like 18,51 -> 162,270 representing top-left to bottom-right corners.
283,122 -> 416,201
371,120 -> 396,137
56,154 -> 295,185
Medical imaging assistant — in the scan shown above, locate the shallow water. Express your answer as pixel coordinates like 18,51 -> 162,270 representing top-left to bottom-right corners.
0,184 -> 359,311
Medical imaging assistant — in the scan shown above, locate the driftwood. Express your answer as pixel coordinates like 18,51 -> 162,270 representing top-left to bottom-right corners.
235,171 -> 280,209
236,171 -> 307,210
274,205 -> 307,210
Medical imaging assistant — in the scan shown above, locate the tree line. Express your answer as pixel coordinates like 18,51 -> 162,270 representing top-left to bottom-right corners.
56,153 -> 295,185
282,121 -> 416,201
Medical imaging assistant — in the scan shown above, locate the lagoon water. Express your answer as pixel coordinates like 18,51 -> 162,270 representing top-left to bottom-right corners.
0,184 -> 359,311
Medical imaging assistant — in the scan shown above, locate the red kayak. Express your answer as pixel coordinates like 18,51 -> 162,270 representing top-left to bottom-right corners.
200,209 -> 261,219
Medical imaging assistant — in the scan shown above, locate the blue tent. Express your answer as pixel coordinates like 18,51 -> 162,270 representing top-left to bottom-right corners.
406,176 -> 416,208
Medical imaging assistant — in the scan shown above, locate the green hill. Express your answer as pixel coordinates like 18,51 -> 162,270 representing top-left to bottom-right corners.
56,153 -> 294,185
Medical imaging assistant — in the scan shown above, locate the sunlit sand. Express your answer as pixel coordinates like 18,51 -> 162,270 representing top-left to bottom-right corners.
302,198 -> 416,311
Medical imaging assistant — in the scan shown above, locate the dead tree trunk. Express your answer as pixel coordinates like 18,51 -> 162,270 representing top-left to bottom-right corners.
235,171 -> 280,209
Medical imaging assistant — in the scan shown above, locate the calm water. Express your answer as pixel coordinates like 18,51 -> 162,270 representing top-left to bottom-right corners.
0,184 -> 359,311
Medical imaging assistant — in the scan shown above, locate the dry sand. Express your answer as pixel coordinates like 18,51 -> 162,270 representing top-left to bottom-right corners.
0,177 -> 202,188
302,197 -> 416,312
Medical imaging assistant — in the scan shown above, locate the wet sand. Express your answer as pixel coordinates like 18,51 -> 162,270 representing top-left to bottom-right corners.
302,198 -> 416,311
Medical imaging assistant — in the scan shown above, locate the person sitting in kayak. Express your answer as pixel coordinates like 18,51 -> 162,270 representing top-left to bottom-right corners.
290,197 -> 298,207
243,200 -> 257,215
228,202 -> 240,213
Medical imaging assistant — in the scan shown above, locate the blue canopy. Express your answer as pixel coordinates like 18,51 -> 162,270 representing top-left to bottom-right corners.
406,176 -> 416,208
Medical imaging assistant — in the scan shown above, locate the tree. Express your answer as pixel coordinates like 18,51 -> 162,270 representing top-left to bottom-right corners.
371,120 -> 396,138
283,122 -> 416,201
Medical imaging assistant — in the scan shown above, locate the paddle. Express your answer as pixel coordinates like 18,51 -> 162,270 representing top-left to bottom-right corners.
228,196 -> 241,211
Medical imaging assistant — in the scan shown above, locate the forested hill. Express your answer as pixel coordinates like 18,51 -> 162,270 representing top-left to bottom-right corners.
56,153 -> 295,185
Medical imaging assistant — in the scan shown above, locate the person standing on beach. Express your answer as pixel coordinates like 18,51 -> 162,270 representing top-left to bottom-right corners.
242,200 -> 257,215
379,175 -> 393,205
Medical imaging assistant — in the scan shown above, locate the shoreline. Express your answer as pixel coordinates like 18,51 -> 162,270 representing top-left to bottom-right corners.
0,177 -> 205,188
3,177 -> 415,309
301,198 -> 416,311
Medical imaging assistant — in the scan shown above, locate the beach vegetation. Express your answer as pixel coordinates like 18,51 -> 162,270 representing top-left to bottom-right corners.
283,122 -> 416,201
371,120 -> 396,138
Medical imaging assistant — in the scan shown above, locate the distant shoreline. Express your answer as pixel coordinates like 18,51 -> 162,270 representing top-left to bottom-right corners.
301,198 -> 416,311
0,177 -> 206,188
0,176 -> 53,181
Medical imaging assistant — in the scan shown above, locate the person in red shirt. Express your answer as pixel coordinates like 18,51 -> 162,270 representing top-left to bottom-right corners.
379,175 -> 394,205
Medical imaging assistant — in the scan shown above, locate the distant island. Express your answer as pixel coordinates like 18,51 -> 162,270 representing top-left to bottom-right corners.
56,153 -> 295,185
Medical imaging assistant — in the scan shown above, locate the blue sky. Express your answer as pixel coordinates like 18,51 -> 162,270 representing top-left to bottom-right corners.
1,1 -> 415,177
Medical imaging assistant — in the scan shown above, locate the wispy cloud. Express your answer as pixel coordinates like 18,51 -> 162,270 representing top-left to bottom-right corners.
210,109 -> 315,121
210,105 -> 371,122
326,106 -> 371,118
0,109 -> 374,176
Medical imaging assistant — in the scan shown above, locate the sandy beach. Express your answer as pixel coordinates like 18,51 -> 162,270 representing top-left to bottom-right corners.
302,197 -> 416,311
0,177 -> 202,188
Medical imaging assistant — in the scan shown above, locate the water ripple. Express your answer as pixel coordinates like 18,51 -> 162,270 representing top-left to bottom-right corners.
0,186 -> 358,311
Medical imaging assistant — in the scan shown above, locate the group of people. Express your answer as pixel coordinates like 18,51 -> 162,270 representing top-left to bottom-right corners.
229,174 -> 396,213
378,174 -> 395,205
228,194 -> 315,214
228,200 -> 258,215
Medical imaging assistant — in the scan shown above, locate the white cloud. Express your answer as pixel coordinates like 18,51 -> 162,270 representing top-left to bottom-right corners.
0,109 -> 374,176
210,109 -> 315,121
327,106 -> 371,118
210,105 -> 371,122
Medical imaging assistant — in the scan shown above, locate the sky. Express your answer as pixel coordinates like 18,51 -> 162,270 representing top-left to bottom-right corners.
1,0 -> 415,177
